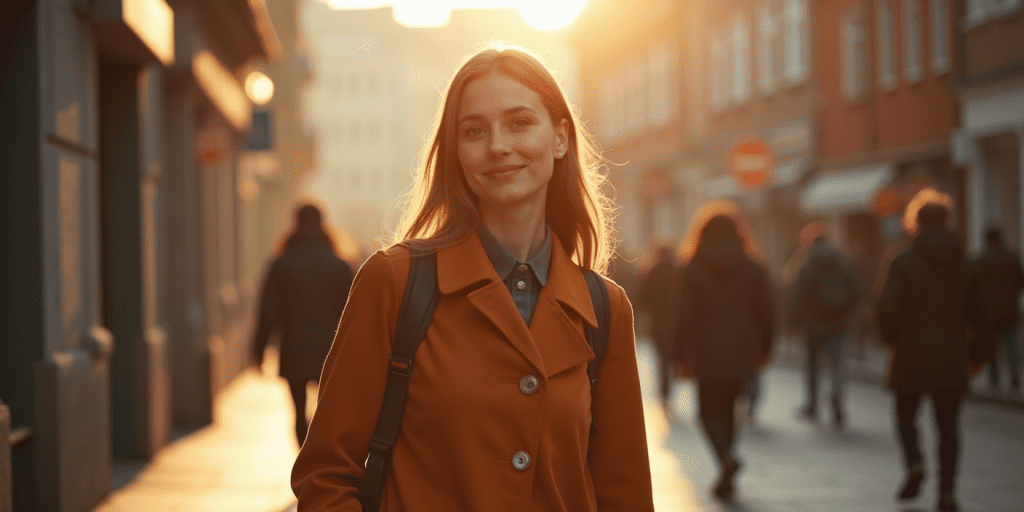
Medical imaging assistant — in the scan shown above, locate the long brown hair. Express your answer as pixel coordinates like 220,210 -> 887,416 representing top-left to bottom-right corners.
392,45 -> 615,274
677,200 -> 762,263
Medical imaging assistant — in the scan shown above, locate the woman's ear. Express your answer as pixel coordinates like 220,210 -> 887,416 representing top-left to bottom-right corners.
555,118 -> 569,158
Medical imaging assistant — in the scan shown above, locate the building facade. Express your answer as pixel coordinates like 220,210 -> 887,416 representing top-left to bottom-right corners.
0,1 -> 279,510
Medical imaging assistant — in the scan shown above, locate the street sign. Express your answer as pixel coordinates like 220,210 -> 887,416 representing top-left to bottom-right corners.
728,137 -> 775,189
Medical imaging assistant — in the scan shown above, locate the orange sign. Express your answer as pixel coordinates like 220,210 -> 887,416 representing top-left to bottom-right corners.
728,138 -> 775,189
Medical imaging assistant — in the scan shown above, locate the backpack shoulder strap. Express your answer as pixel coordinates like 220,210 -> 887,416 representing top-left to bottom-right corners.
582,269 -> 611,386
360,252 -> 438,512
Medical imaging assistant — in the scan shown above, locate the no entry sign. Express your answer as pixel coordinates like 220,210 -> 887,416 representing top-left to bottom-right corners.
729,137 -> 776,189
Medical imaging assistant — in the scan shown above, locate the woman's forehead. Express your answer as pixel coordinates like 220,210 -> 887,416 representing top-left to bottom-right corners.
457,72 -> 548,119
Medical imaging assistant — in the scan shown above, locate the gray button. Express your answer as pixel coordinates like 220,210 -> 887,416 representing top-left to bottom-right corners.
519,375 -> 539,395
512,451 -> 531,470
516,280 -> 526,291
517,263 -> 529,273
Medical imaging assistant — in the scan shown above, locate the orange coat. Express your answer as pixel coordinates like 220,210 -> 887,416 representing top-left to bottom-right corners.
292,231 -> 654,511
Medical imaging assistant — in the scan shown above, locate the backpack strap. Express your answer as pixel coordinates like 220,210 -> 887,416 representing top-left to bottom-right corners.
583,269 -> 611,387
360,252 -> 438,512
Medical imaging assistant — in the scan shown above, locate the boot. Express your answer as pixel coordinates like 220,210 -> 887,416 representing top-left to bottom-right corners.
937,490 -> 960,511
712,456 -> 741,501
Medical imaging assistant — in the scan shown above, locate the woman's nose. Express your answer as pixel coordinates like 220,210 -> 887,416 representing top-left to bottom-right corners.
489,129 -> 512,156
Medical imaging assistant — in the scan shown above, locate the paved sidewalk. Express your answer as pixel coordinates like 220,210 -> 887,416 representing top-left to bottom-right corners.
93,369 -> 299,512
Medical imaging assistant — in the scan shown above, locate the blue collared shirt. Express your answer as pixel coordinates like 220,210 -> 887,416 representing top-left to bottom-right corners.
478,225 -> 552,327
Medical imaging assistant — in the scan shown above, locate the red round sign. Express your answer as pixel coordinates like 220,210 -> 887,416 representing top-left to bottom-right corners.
728,138 -> 775,189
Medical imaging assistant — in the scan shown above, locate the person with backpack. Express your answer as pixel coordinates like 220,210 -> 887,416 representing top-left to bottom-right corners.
788,223 -> 859,429
671,201 -> 775,501
876,189 -> 992,512
291,47 -> 654,512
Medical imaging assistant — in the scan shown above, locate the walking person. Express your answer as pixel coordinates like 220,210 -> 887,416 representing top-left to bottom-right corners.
788,223 -> 859,429
975,225 -> 1023,392
876,189 -> 992,512
637,244 -> 679,412
252,203 -> 355,447
291,46 -> 654,511
671,201 -> 775,501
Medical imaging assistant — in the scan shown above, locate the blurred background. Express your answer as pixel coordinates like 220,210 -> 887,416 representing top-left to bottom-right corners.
2,1 -> 1024,511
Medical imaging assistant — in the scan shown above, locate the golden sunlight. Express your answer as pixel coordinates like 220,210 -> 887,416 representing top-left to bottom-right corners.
321,0 -> 587,31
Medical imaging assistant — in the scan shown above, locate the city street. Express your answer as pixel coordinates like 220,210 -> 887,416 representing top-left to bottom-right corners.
640,341 -> 1024,512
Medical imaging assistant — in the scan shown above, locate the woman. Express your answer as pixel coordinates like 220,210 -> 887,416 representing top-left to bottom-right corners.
875,189 -> 991,512
291,47 -> 654,511
671,201 -> 775,501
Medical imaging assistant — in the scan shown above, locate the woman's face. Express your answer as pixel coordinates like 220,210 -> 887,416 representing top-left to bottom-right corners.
456,71 -> 568,213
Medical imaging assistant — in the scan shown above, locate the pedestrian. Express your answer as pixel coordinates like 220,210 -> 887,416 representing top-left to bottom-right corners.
252,203 -> 355,447
291,46 -> 654,511
788,222 -> 859,429
876,189 -> 992,512
974,225 -> 1023,392
637,244 -> 679,412
671,201 -> 775,501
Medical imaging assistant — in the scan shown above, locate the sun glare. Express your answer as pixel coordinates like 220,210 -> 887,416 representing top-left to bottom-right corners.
321,0 -> 587,30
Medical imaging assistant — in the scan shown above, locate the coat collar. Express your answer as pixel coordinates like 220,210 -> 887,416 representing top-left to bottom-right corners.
436,229 -> 598,328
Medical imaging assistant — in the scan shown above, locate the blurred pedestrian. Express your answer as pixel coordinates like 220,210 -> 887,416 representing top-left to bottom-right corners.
876,189 -> 992,512
291,47 -> 654,511
788,222 -> 859,429
252,203 -> 355,447
671,201 -> 775,501
637,244 -> 679,411
975,225 -> 1023,392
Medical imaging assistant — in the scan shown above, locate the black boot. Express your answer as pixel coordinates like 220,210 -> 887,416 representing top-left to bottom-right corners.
937,490 -> 960,511
897,462 -> 924,500
712,456 -> 741,501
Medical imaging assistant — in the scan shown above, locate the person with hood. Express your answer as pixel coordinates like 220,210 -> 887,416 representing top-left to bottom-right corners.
788,222 -> 860,429
671,201 -> 775,501
876,189 -> 992,512
253,203 -> 355,446
974,225 -> 1023,391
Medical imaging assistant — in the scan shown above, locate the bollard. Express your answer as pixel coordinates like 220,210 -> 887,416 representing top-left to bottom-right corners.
1,399 -> 11,512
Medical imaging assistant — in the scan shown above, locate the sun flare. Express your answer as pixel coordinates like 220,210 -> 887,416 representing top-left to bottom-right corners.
322,0 -> 587,31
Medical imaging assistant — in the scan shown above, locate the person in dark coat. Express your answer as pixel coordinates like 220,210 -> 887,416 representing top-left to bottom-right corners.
637,244 -> 679,409
875,189 -> 992,512
975,226 -> 1023,391
253,203 -> 355,446
788,225 -> 860,428
672,202 -> 775,501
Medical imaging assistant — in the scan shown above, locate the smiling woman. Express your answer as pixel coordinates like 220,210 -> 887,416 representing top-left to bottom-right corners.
322,0 -> 587,30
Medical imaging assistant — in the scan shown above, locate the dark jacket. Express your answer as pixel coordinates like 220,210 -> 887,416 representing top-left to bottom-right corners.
672,231 -> 775,383
253,227 -> 355,382
637,255 -> 678,350
974,243 -> 1024,330
876,225 -> 992,392
788,243 -> 860,340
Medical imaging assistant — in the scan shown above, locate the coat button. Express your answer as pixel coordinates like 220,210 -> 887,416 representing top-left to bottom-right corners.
517,263 -> 529,273
519,375 -> 539,395
512,451 -> 531,471
516,280 -> 527,291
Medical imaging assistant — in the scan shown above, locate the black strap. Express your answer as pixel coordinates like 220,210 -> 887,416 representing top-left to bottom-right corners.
360,252 -> 438,512
583,269 -> 611,387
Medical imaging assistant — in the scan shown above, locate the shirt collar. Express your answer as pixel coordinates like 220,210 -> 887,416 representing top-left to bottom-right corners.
477,224 -> 551,286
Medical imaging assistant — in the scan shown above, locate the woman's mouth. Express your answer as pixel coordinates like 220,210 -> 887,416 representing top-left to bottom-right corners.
484,165 -> 525,180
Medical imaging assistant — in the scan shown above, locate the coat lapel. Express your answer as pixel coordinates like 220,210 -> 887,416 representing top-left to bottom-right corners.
529,234 -> 598,377
437,231 -> 544,373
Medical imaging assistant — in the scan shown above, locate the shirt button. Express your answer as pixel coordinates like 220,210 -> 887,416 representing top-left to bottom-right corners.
519,375 -> 539,395
512,451 -> 531,471
517,263 -> 529,273
516,280 -> 526,291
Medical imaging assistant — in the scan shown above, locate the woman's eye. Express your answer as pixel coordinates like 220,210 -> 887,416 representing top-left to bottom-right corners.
510,118 -> 531,130
463,126 -> 484,137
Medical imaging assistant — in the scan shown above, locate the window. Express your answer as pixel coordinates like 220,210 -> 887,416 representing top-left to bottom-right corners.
758,3 -> 778,94
710,29 -> 729,110
876,1 -> 897,91
647,49 -> 673,126
903,0 -> 923,83
732,15 -> 752,103
784,0 -> 809,83
966,0 -> 1022,25
842,4 -> 869,101
930,0 -> 950,73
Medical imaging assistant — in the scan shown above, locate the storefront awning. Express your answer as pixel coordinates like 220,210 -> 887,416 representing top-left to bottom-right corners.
800,164 -> 893,215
